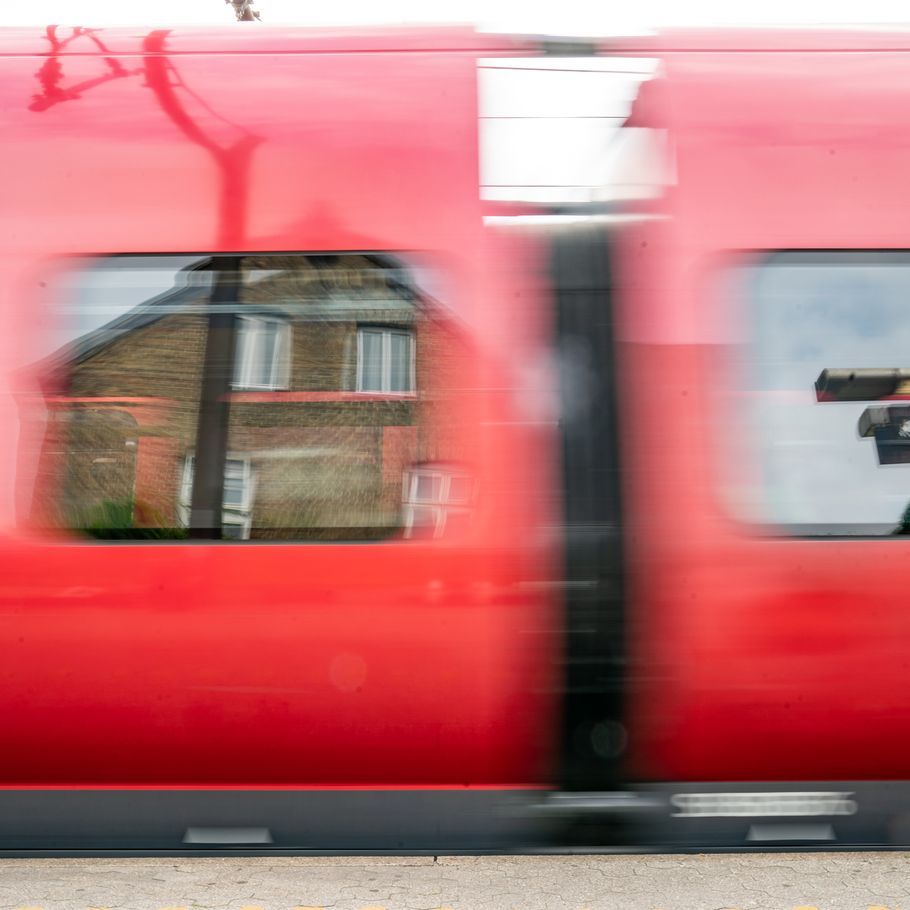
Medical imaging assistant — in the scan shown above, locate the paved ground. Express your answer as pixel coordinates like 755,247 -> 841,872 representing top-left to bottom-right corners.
1,853 -> 909,910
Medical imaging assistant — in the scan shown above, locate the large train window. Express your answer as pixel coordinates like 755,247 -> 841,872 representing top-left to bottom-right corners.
26,253 -> 469,541
735,250 -> 910,535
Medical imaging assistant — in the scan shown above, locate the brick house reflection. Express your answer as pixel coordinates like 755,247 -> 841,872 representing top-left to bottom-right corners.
33,255 -> 472,540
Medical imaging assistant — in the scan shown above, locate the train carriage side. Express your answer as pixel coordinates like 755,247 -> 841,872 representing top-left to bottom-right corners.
615,36 -> 910,847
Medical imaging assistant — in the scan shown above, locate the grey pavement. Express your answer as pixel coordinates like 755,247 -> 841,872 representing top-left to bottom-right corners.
0,853 -> 909,910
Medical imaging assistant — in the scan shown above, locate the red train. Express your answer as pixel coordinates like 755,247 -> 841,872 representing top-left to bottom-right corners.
0,22 -> 909,851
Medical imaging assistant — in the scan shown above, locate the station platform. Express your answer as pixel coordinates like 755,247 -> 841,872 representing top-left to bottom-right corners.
3,852 -> 909,910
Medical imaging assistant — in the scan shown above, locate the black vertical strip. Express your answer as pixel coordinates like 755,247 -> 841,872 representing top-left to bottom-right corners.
552,226 -> 626,791
189,257 -> 240,539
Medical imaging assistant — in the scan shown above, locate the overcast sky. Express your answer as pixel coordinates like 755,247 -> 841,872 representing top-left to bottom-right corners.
5,0 -> 910,31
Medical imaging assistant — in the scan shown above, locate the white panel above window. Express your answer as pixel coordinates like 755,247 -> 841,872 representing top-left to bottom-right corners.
478,57 -> 657,204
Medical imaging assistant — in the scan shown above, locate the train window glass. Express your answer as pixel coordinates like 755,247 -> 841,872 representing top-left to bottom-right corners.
28,253 -> 469,542
356,327 -> 414,394
735,251 -> 910,535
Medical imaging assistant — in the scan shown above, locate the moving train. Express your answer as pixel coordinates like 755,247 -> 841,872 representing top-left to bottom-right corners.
1,21 -> 909,851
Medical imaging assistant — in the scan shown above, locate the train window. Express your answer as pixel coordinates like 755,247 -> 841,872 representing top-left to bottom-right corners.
27,253 -> 468,542
735,250 -> 910,535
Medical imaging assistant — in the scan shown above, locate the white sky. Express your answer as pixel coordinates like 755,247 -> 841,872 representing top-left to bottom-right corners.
5,0 -> 910,31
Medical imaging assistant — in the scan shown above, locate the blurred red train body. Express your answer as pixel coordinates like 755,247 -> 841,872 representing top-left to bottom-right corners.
1,23 -> 910,850
619,34 -> 910,784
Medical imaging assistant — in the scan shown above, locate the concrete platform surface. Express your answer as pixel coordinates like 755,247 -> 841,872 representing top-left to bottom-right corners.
1,852 -> 909,910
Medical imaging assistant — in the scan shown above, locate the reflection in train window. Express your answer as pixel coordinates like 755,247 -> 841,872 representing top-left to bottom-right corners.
402,465 -> 472,539
29,253 -> 471,541
736,251 -> 910,535
178,455 -> 253,540
232,316 -> 291,391
357,326 -> 415,394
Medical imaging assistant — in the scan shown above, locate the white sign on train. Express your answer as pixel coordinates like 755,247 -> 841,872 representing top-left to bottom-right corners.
670,791 -> 859,817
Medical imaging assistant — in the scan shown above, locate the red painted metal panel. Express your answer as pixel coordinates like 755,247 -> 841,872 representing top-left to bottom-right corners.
622,48 -> 910,781
0,24 -> 537,58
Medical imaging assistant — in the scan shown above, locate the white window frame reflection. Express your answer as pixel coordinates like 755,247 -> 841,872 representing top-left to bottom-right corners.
233,316 -> 291,391
356,326 -> 416,394
178,454 -> 254,539
402,465 -> 472,539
